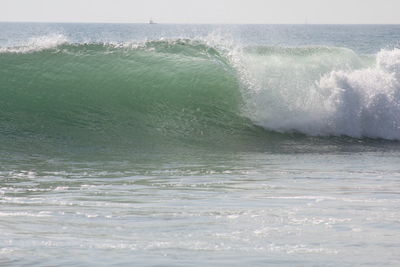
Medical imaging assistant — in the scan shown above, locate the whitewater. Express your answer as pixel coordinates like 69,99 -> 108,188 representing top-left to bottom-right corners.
1,23 -> 400,266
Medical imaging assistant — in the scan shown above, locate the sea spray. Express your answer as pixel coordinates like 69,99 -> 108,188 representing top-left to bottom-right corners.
0,34 -> 68,53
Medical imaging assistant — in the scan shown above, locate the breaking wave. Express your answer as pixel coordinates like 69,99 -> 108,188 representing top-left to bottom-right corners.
0,35 -> 399,154
240,46 -> 400,140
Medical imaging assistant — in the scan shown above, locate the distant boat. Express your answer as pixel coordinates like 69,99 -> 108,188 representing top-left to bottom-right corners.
149,19 -> 156,24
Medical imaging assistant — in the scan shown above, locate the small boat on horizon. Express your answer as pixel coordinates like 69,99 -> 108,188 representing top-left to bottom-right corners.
149,19 -> 156,24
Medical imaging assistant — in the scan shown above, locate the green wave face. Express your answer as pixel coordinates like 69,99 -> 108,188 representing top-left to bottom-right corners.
0,41 -> 266,154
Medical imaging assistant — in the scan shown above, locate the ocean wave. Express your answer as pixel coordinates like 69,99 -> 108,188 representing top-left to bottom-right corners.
0,36 -> 399,148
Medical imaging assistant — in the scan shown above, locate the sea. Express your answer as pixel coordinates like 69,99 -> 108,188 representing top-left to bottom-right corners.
0,23 -> 400,266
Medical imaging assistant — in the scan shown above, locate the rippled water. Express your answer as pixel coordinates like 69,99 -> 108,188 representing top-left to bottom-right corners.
1,149 -> 400,266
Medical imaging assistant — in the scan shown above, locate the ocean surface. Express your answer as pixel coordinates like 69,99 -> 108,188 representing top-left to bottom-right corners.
1,23 -> 400,266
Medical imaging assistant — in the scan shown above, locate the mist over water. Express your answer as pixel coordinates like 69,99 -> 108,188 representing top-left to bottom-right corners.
1,23 -> 400,266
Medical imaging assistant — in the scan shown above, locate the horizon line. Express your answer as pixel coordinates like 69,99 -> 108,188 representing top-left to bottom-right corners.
1,20 -> 400,25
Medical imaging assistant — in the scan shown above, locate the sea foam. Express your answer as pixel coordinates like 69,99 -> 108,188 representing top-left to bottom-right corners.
242,47 -> 400,140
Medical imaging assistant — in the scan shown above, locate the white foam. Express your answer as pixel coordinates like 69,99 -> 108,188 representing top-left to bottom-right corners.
240,47 -> 400,140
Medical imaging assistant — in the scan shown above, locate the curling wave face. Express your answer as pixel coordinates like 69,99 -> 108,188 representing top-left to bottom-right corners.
0,36 -> 399,155
0,38 -> 265,153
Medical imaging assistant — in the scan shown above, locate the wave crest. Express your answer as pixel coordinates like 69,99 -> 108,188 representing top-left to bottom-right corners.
0,34 -> 68,53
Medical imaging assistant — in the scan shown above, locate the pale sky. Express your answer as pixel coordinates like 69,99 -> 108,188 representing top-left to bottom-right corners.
2,0 -> 400,24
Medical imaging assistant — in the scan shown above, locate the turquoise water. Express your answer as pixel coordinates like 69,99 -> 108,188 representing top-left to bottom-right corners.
1,23 -> 400,266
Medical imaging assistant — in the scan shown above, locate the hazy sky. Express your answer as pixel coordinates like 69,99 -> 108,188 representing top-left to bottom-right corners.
2,0 -> 400,24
